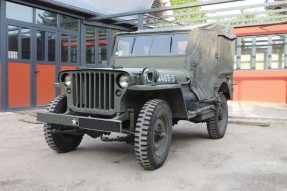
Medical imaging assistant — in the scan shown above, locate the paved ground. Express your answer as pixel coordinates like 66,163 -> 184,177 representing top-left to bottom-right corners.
1,105 -> 287,191
229,101 -> 287,120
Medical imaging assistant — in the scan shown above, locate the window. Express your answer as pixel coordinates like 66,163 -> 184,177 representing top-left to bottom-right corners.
48,33 -> 56,62
61,35 -> 68,62
71,36 -> 78,63
36,9 -> 57,27
271,35 -> 284,69
114,33 -> 189,57
60,15 -> 79,31
171,33 -> 189,54
6,2 -> 32,23
236,34 -> 286,70
240,37 -> 253,69
150,35 -> 171,55
8,26 -> 31,60
115,36 -> 134,56
255,36 -> 269,70
21,28 -> 31,60
86,27 -> 113,65
37,31 -> 45,61
36,31 -> 56,62
61,34 -> 78,64
99,28 -> 108,65
8,26 -> 18,59
132,35 -> 153,56
86,26 -> 96,64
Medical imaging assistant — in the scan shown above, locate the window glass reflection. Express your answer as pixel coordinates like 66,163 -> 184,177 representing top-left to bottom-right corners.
240,37 -> 252,69
99,46 -> 107,65
86,26 -> 96,64
21,28 -> 31,60
132,36 -> 153,56
150,35 -> 171,55
8,26 -> 18,59
71,36 -> 78,63
61,35 -> 68,62
48,33 -> 56,62
255,36 -> 269,70
99,28 -> 108,65
271,35 -> 284,69
115,36 -> 134,57
37,31 -> 45,61
6,2 -> 32,23
171,33 -> 189,54
60,15 -> 79,31
36,9 -> 57,27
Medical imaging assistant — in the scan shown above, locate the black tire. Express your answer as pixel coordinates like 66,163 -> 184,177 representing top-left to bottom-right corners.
44,95 -> 83,153
135,99 -> 172,170
206,94 -> 228,139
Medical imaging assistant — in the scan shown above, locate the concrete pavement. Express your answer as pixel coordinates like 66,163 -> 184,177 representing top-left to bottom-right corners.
1,112 -> 287,191
228,101 -> 287,120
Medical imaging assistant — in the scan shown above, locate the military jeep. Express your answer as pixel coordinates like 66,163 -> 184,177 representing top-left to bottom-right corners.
37,23 -> 236,170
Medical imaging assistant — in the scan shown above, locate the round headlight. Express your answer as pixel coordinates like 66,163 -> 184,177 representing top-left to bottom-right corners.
119,74 -> 130,88
64,75 -> 72,86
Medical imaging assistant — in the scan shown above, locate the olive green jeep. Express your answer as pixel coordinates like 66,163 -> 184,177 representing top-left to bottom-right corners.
37,23 -> 236,170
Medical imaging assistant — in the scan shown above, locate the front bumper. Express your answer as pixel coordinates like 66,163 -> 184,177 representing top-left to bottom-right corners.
37,113 -> 122,133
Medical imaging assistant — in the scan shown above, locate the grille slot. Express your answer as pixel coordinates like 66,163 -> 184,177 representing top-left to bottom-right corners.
72,72 -> 115,110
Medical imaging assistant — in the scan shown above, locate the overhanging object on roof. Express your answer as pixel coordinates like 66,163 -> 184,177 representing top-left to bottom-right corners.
47,0 -> 159,16
83,0 -> 155,14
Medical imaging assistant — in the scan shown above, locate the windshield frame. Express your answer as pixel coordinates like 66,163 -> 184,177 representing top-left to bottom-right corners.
113,32 -> 190,57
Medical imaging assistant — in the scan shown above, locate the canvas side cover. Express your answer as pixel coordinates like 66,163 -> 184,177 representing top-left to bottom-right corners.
184,24 -> 236,100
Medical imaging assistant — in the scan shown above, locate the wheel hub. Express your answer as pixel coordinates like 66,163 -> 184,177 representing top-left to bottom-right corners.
217,101 -> 227,132
218,107 -> 223,120
153,116 -> 168,157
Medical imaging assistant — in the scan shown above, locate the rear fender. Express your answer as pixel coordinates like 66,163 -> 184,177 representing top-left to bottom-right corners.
214,78 -> 233,100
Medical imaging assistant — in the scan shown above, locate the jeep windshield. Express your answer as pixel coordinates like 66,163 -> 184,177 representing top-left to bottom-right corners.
114,33 -> 189,57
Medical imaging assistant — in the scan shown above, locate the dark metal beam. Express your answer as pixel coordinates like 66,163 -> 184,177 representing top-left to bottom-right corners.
83,20 -> 133,31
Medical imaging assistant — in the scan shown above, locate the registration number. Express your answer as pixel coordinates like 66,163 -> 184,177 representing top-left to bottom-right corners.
144,74 -> 175,83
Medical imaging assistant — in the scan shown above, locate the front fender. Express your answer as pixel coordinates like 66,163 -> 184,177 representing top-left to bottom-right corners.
125,84 -> 188,119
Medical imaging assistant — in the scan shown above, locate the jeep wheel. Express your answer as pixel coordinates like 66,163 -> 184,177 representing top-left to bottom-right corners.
206,94 -> 228,139
135,99 -> 172,170
44,95 -> 83,153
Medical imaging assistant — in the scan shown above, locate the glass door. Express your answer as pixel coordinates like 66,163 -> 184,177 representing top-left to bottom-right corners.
7,25 -> 32,109
35,29 -> 57,106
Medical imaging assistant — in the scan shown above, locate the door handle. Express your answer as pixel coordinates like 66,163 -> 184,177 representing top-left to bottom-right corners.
35,71 -> 40,74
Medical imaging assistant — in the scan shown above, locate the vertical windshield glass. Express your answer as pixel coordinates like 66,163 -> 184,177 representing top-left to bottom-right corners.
114,33 -> 189,56
171,33 -> 189,55
150,35 -> 171,55
115,36 -> 134,56
132,35 -> 153,56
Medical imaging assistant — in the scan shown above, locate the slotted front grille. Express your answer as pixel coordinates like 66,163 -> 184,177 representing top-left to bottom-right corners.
71,71 -> 115,111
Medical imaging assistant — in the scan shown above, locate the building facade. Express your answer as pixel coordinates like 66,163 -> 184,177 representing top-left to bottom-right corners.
0,0 -> 138,112
0,0 -> 286,112
234,24 -> 287,103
